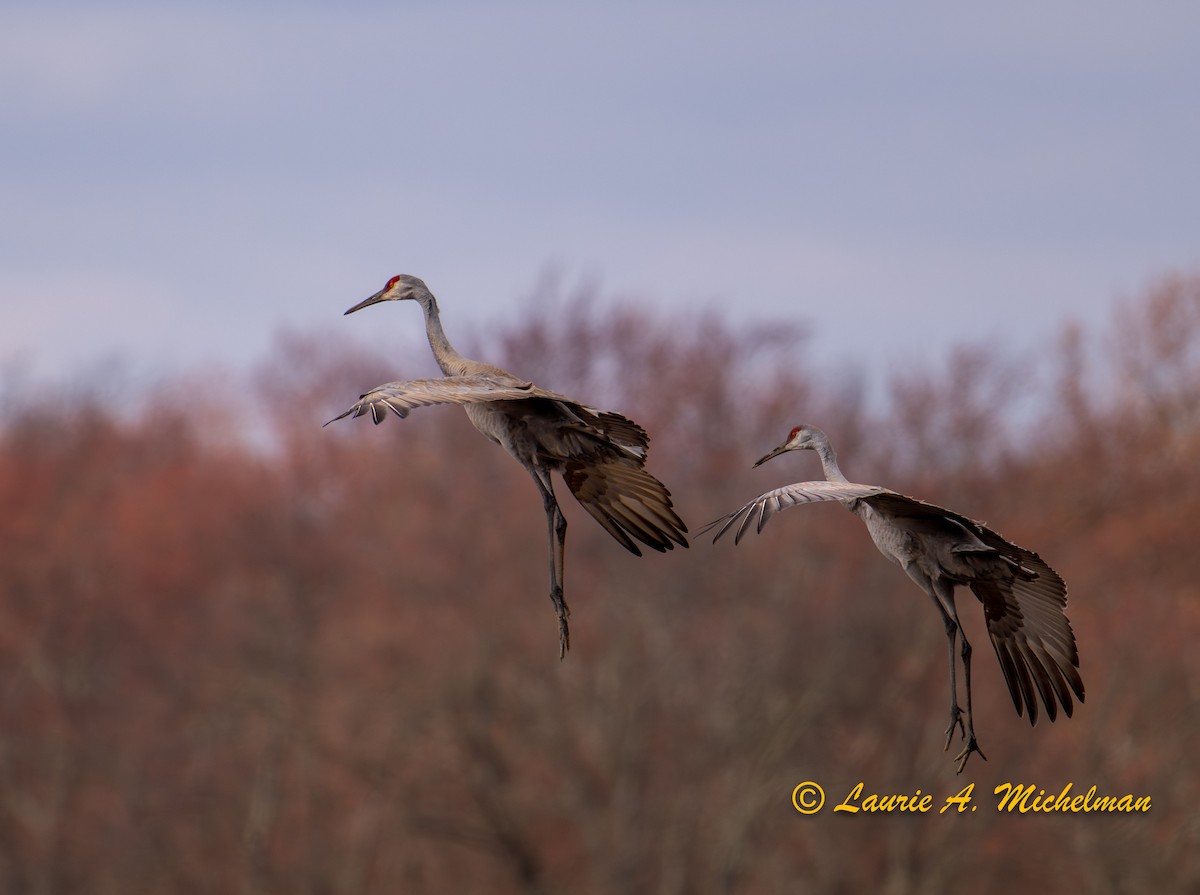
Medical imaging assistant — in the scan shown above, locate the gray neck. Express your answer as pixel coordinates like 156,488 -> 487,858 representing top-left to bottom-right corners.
418,295 -> 468,376
813,435 -> 850,483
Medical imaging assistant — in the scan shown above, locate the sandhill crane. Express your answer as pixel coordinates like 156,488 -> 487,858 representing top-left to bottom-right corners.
328,274 -> 688,657
703,423 -> 1083,772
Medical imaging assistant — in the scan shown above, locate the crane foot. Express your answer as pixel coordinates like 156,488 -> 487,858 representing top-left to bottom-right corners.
944,704 -> 986,772
557,615 -> 571,660
552,588 -> 571,660
942,705 -> 966,751
953,735 -> 987,774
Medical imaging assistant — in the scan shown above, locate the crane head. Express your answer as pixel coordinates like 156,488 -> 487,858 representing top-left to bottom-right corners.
753,423 -> 826,467
344,274 -> 432,315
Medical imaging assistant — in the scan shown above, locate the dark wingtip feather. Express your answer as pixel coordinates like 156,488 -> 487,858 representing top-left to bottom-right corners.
323,407 -> 355,427
697,515 -> 731,544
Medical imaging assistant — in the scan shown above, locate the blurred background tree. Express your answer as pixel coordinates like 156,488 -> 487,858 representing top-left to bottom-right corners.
0,274 -> 1196,893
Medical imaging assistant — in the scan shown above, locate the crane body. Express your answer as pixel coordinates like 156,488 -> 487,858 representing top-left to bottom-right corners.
705,423 -> 1083,772
330,275 -> 688,657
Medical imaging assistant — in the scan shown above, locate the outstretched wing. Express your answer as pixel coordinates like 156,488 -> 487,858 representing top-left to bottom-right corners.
570,408 -> 650,459
971,556 -> 1084,726
701,480 -> 891,545
330,374 -> 686,553
325,376 -> 576,426
862,493 -> 1085,725
562,458 -> 689,556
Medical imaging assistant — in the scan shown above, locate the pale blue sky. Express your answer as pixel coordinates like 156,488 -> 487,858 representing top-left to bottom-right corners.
3,1 -> 1198,390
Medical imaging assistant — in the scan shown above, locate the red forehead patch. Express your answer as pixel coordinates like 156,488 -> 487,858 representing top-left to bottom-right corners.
385,274 -> 402,290
788,425 -> 803,440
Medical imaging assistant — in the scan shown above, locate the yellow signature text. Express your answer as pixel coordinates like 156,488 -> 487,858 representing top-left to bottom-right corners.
833,782 -> 935,814
994,783 -> 1151,814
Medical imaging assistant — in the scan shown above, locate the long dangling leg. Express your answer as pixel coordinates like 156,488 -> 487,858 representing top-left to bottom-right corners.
529,465 -> 570,658
904,567 -> 965,748
932,578 -> 986,773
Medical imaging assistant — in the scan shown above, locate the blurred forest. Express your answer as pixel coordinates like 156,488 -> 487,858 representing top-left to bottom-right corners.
1,273 -> 1198,894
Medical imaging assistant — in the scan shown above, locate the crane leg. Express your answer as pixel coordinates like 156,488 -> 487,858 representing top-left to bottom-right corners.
907,568 -> 986,772
529,467 -> 570,658
955,621 -> 984,773
931,578 -> 986,773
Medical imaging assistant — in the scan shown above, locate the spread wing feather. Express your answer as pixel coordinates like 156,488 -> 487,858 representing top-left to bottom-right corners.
700,480 -> 891,544
325,376 -> 579,426
563,459 -> 688,556
971,571 -> 1084,725
327,378 -> 650,458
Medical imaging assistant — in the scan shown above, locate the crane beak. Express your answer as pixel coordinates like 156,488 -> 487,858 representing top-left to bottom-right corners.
344,288 -> 389,315
753,443 -> 789,468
